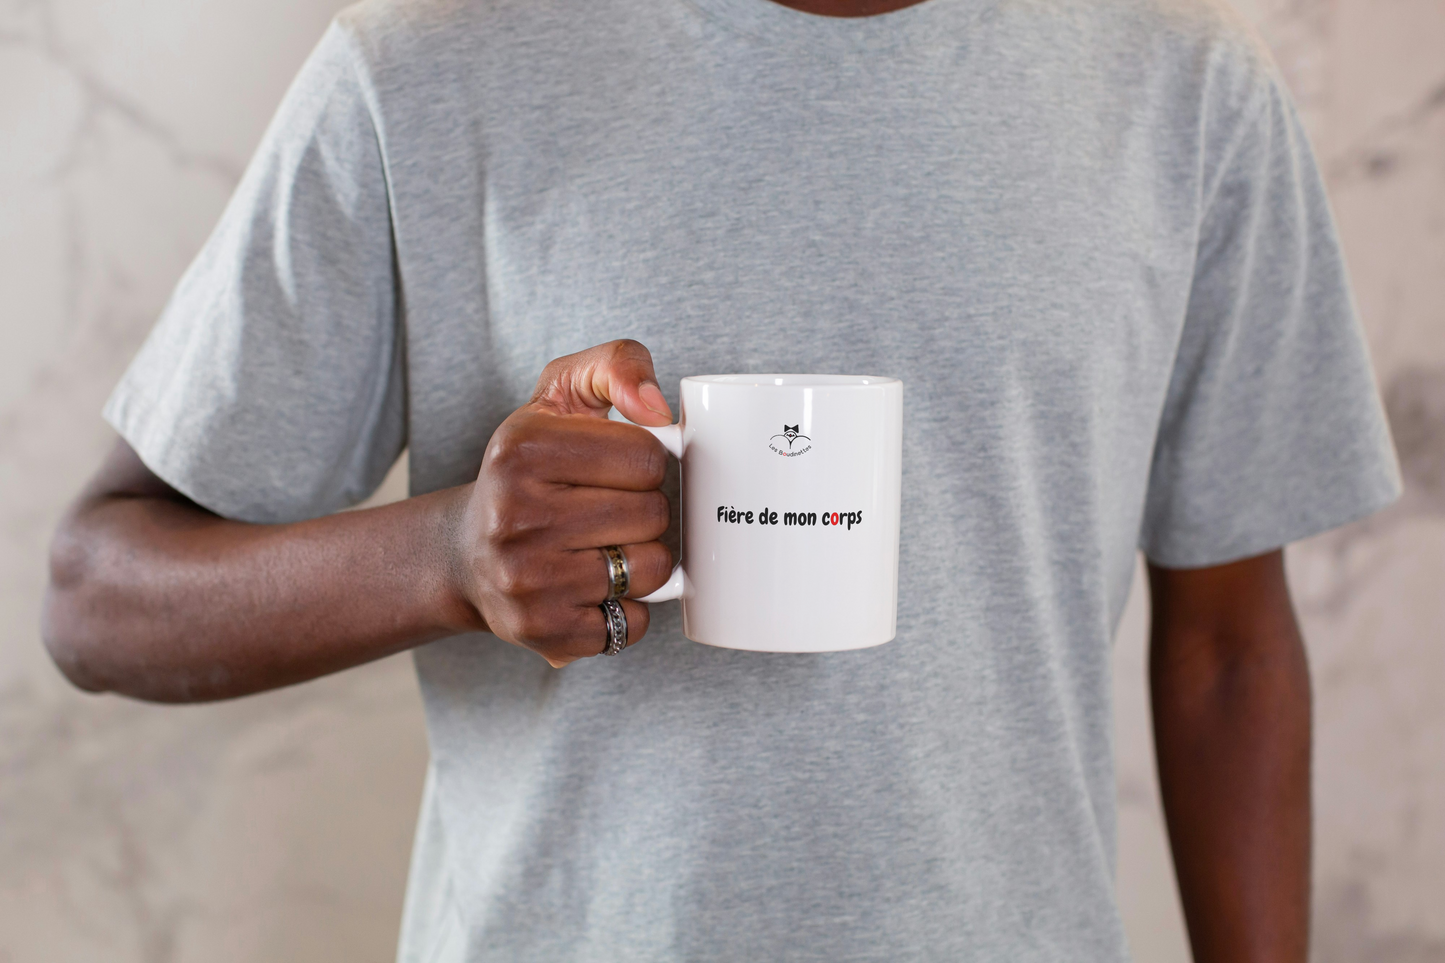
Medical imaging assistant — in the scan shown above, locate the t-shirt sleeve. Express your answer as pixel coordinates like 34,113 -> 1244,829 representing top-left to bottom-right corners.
1139,60 -> 1401,568
103,20 -> 405,524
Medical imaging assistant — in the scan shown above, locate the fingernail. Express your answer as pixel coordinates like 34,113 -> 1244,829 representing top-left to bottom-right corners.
639,382 -> 671,418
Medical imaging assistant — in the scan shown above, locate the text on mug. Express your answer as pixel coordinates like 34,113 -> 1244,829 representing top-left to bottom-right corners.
716,506 -> 863,530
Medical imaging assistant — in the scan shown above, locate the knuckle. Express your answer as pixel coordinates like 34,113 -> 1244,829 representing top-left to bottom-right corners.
484,428 -> 528,476
608,338 -> 649,362
490,556 -> 528,598
641,443 -> 669,485
491,428 -> 546,474
482,506 -> 524,546
619,439 -> 667,487
640,543 -> 673,581
482,492 -> 546,545
486,420 -> 561,480
646,490 -> 671,528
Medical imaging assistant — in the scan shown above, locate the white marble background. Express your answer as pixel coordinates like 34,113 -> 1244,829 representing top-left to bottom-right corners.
1,0 -> 1441,959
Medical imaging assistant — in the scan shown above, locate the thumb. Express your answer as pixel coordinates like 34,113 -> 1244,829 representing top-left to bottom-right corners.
529,339 -> 673,426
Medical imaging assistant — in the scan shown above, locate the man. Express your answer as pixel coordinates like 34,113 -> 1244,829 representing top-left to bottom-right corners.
43,0 -> 1400,959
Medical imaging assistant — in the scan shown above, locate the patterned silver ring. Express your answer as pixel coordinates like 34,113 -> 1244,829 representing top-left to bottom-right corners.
602,545 -> 630,601
599,598 -> 628,656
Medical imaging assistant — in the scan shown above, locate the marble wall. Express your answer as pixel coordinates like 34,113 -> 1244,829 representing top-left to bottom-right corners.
1,0 -> 1440,959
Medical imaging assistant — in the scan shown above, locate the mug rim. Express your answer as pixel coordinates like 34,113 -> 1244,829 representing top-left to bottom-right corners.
682,374 -> 899,388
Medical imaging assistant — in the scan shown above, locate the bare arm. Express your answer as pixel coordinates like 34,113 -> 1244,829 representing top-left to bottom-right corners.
43,440 -> 478,701
1148,549 -> 1311,963
43,340 -> 676,702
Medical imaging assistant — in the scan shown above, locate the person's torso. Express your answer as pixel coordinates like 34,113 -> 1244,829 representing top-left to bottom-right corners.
358,0 -> 1240,958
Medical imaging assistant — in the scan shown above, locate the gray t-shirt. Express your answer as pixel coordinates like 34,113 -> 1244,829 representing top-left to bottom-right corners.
105,0 -> 1401,959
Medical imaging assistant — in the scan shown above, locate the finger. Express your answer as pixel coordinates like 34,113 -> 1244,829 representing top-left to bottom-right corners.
506,487 -> 668,549
618,599 -> 649,650
544,597 -> 652,665
579,541 -> 673,602
594,598 -> 650,654
498,540 -> 671,605
557,489 -> 671,548
501,410 -> 668,490
530,339 -> 673,426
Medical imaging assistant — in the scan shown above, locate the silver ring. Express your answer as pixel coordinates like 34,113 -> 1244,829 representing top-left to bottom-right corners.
599,599 -> 628,656
602,545 -> 630,601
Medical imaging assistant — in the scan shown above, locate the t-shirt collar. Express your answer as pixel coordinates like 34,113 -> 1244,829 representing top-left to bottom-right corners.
682,0 -> 984,54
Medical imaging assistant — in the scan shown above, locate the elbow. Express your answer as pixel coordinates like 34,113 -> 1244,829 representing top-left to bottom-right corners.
41,621 -> 109,694
41,520 -> 113,694
42,513 -> 234,704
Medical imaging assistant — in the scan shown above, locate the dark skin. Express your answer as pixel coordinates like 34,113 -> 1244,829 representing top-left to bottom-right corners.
41,0 -> 1312,955
1149,551 -> 1311,963
770,0 -> 931,16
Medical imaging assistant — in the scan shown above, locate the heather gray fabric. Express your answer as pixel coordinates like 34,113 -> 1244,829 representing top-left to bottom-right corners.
105,0 -> 1401,959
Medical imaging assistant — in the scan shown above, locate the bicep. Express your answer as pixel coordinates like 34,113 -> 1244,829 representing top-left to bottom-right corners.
1146,550 -> 1303,669
76,437 -> 208,510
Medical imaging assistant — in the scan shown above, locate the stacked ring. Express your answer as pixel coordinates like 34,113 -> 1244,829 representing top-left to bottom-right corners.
599,598 -> 628,656
602,545 -> 630,600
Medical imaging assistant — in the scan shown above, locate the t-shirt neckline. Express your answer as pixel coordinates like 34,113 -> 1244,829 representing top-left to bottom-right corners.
683,0 -> 980,54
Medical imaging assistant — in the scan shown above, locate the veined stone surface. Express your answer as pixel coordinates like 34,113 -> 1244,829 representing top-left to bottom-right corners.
1,0 -> 1440,959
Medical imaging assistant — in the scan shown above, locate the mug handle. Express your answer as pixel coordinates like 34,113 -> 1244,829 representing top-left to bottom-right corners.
634,423 -> 688,603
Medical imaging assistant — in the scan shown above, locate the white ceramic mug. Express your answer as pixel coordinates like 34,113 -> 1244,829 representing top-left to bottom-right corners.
630,374 -> 903,653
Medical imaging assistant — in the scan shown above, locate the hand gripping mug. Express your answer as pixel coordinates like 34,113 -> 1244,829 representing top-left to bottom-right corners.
629,375 -> 903,653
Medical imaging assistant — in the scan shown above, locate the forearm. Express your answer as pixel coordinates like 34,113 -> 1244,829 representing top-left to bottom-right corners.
43,484 -> 482,702
1148,555 -> 1312,963
44,342 -> 679,694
